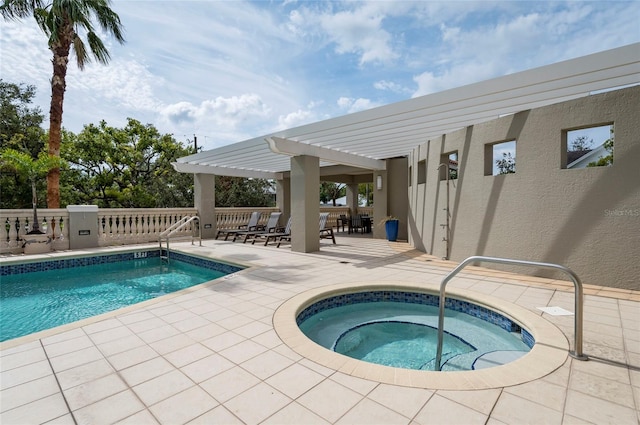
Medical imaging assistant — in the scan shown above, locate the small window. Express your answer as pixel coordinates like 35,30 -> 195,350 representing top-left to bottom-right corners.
439,151 -> 458,181
417,160 -> 426,184
485,141 -> 516,176
564,124 -> 614,169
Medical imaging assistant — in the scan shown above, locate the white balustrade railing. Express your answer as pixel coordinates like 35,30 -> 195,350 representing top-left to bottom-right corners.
0,205 -> 366,255
0,209 -> 70,254
98,208 -> 198,246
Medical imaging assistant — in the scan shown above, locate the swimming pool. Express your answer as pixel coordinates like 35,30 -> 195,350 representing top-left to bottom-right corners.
298,291 -> 532,371
0,250 -> 243,342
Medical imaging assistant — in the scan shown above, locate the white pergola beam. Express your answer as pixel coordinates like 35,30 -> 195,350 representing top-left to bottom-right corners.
172,162 -> 282,179
265,136 -> 386,170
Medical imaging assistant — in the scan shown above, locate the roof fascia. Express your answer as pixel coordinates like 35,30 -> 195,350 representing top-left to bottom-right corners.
265,136 -> 386,170
171,162 -> 282,179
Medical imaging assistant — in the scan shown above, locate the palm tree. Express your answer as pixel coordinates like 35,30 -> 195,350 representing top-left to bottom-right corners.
1,0 -> 125,208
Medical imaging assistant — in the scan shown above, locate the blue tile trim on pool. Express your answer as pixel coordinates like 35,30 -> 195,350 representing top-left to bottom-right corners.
0,250 -> 243,276
296,290 -> 535,348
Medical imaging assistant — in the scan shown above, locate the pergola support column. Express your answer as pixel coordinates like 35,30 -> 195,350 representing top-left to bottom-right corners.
194,173 -> 216,238
291,155 -> 320,252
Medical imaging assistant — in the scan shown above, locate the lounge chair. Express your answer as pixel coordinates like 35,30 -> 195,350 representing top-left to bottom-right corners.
254,216 -> 291,247
215,211 -> 261,241
319,212 -> 336,244
235,212 -> 282,243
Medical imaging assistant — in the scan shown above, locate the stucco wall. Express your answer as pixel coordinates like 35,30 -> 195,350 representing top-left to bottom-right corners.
408,86 -> 640,289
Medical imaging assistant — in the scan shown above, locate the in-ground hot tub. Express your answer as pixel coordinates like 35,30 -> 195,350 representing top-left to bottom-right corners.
274,282 -> 568,390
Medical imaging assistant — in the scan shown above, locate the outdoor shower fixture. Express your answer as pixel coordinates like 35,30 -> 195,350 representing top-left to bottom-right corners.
437,163 -> 451,260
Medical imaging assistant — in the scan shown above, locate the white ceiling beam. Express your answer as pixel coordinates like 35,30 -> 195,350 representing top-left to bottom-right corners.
172,162 -> 282,179
265,136 -> 386,170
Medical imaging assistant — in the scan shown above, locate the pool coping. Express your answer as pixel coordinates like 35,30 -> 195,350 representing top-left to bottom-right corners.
273,281 -> 569,390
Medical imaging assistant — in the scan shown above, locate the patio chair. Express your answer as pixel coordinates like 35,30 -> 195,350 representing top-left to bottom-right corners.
236,212 -> 282,243
255,216 -> 292,247
215,211 -> 261,241
349,214 -> 365,234
319,212 -> 336,244
336,214 -> 349,232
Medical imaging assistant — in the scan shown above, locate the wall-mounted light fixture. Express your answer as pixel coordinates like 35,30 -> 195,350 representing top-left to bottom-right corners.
376,175 -> 383,190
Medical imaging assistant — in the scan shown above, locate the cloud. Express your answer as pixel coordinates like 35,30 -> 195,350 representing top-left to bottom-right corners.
374,80 -> 411,95
337,97 -> 380,113
319,7 -> 399,65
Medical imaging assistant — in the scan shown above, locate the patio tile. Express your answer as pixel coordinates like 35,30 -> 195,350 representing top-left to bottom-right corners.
490,392 -> 562,425
265,362 -> 326,399
233,320 -> 272,339
0,393 -> 69,425
107,345 -> 159,371
225,382 -> 291,424
48,346 -> 104,373
437,388 -> 500,416
0,374 -> 60,412
88,325 -> 136,346
200,367 -> 260,402
336,398 -> 410,424
44,335 -> 95,357
164,343 -> 213,368
41,329 -> 86,346
137,324 -> 181,344
216,313 -> 256,330
503,378 -> 567,412
73,390 -> 145,425
0,359 -> 53,389
262,401 -> 329,424
297,378 -> 363,423
43,413 -> 76,425
219,339 -> 268,364
63,373 -> 128,410
181,353 -> 235,383
119,357 -> 174,387
114,409 -> 160,424
0,345 -> 47,371
184,322 -> 227,341
252,329 -> 284,349
56,359 -> 114,390
564,389 -> 638,424
132,369 -> 194,406
95,334 -> 146,357
187,405 -> 243,424
240,349 -> 294,379
414,394 -> 488,425
569,369 -> 635,408
201,330 -> 246,351
149,333 -> 197,355
149,385 -> 218,425
330,371 -> 378,395
367,383 -> 434,418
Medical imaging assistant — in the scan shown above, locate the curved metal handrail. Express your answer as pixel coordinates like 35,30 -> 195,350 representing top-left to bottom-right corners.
159,216 -> 201,262
435,255 -> 588,371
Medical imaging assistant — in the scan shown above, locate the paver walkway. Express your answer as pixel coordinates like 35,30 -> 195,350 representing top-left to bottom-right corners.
1,235 -> 638,424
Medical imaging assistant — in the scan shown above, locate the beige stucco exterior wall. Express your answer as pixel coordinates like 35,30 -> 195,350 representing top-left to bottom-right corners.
408,86 -> 640,289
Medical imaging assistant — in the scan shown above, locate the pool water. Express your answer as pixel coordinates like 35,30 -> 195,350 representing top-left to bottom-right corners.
299,301 -> 530,371
1,258 -> 226,342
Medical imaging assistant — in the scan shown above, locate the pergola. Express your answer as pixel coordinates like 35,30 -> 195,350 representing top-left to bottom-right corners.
173,43 -> 639,252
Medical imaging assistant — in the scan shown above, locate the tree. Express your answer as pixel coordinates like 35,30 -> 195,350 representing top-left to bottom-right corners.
1,0 -> 125,208
0,148 -> 64,233
320,182 -> 345,205
588,127 -> 614,167
0,80 -> 48,208
60,119 -> 194,208
496,152 -> 516,174
570,135 -> 593,152
215,176 -> 275,207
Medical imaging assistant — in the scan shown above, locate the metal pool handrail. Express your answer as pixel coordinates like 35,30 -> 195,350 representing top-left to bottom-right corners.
435,255 -> 588,371
159,216 -> 201,263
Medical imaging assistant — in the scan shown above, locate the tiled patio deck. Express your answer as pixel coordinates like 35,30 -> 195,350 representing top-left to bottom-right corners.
1,235 -> 639,424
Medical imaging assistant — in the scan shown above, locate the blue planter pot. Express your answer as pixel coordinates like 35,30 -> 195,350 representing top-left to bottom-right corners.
385,220 -> 399,241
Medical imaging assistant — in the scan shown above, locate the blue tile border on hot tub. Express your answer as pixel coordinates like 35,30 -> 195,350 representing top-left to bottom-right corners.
296,290 -> 535,348
0,250 -> 243,276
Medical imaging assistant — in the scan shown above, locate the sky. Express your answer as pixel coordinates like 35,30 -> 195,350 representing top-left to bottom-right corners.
1,1 -> 639,152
